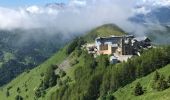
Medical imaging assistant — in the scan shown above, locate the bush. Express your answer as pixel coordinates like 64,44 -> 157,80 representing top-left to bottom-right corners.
59,70 -> 66,78
15,95 -> 23,100
105,94 -> 116,100
6,90 -> 10,97
17,87 -> 21,93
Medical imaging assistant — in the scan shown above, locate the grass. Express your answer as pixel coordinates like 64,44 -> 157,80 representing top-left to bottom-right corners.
0,24 -> 130,100
84,24 -> 126,42
113,64 -> 170,100
0,46 -> 68,100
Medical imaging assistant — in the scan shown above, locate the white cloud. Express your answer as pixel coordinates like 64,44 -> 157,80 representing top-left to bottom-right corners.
69,0 -> 87,7
138,0 -> 170,7
0,0 -> 140,35
26,5 -> 42,14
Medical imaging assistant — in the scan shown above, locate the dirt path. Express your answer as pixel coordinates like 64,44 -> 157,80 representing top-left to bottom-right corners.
58,58 -> 71,71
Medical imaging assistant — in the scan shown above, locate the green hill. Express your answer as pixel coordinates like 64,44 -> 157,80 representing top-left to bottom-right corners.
0,46 -> 68,100
0,24 -> 169,100
0,24 -> 127,100
0,30 -> 68,86
113,64 -> 170,100
84,24 -> 126,42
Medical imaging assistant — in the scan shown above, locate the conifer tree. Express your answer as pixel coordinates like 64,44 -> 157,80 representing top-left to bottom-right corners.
134,82 -> 144,96
15,95 -> 23,100
156,75 -> 168,91
167,75 -> 170,84
152,71 -> 160,89
6,90 -> 10,97
153,71 -> 160,82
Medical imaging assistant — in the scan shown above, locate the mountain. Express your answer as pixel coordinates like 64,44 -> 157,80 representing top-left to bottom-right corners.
131,6 -> 170,24
137,0 -> 170,8
113,64 -> 170,100
131,0 -> 170,24
0,46 -> 68,100
84,24 -> 126,42
0,24 -> 169,100
130,1 -> 170,44
45,3 -> 65,9
0,24 -> 127,100
0,29 -> 71,86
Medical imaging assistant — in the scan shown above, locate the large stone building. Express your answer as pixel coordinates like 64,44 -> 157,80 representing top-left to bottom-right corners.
95,35 -> 134,55
84,35 -> 151,63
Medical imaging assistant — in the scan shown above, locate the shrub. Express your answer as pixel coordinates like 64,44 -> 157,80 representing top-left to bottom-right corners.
6,90 -> 10,97
15,95 -> 23,100
17,87 -> 21,93
59,70 -> 66,78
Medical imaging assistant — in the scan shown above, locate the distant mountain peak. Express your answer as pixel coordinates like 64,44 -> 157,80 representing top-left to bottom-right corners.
134,0 -> 170,14
45,3 -> 66,9
138,0 -> 170,7
131,0 -> 170,24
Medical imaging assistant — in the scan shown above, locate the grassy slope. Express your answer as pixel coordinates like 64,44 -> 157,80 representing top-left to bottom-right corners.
66,24 -> 126,79
0,24 -> 126,100
113,64 -> 170,100
0,46 -> 68,100
84,24 -> 126,42
47,24 -> 127,99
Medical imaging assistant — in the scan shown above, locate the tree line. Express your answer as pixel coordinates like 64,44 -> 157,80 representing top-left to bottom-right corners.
48,37 -> 170,100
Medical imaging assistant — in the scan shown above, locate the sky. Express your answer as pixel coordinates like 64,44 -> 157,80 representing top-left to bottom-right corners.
0,0 -> 136,31
0,0 -> 169,44
0,0 -> 68,7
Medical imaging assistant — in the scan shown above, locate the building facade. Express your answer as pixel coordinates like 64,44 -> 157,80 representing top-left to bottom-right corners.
95,35 -> 134,55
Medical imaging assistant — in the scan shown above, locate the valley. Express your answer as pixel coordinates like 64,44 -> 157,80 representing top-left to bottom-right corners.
0,0 -> 170,100
0,30 -> 70,86
0,24 -> 169,100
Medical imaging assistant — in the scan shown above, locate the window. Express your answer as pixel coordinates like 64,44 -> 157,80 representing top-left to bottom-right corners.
100,44 -> 108,50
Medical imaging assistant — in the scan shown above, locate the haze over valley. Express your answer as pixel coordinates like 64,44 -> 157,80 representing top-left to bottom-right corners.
0,0 -> 170,100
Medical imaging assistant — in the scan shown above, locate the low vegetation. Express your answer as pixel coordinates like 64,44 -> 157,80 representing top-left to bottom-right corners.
0,24 -> 170,100
84,24 -> 126,42
0,30 -> 68,86
49,37 -> 170,100
113,64 -> 170,100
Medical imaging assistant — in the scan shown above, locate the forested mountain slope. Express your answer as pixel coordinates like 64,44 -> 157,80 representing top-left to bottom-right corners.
0,24 -> 127,100
113,64 -> 170,100
0,24 -> 169,100
0,30 -> 70,86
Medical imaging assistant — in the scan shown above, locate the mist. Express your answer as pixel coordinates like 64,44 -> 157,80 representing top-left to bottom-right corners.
0,0 -> 138,35
0,0 -> 169,45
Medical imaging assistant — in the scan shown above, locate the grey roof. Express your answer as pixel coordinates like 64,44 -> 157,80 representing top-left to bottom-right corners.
110,56 -> 118,60
96,35 -> 134,44
134,36 -> 148,41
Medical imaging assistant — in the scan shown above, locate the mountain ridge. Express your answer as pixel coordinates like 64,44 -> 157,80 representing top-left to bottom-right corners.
0,24 -> 126,100
0,24 -> 169,100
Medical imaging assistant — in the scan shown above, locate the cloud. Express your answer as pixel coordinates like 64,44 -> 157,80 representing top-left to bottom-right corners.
0,0 -> 138,33
69,0 -> 87,6
139,0 -> 170,7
